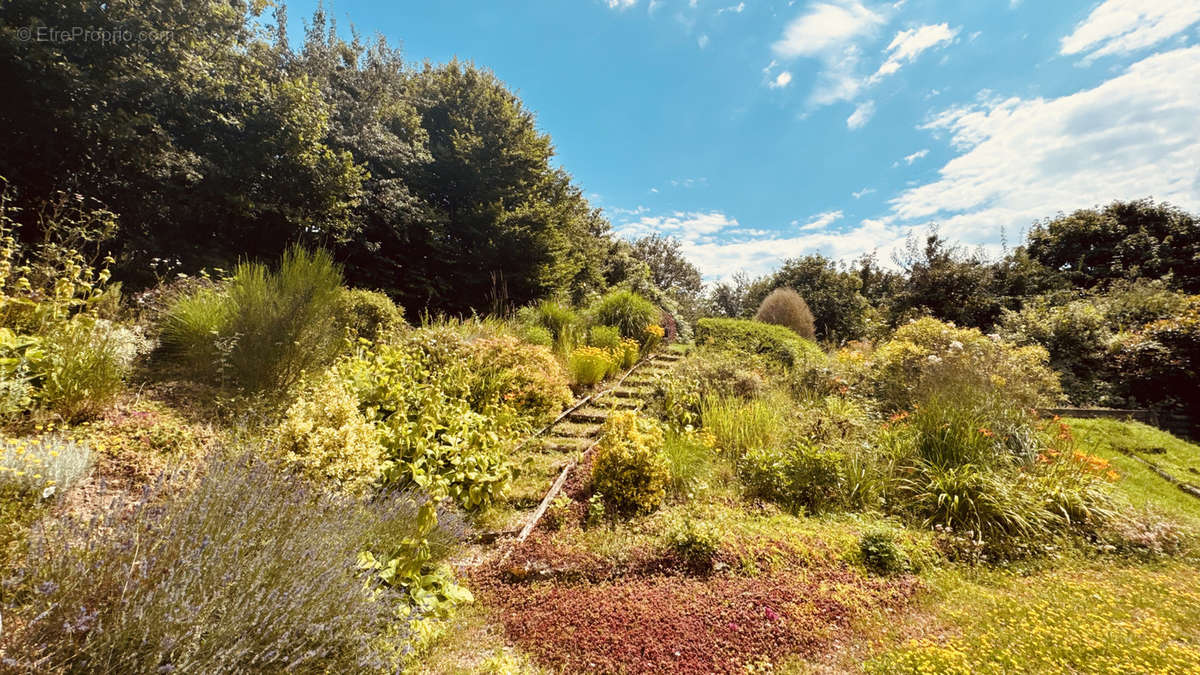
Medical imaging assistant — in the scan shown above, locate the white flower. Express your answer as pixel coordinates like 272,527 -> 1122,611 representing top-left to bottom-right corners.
927,354 -> 942,364
948,340 -> 963,351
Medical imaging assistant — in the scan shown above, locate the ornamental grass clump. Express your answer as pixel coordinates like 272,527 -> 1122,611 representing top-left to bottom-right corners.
160,246 -> 347,392
591,411 -> 670,518
590,289 -> 659,344
755,287 -> 816,340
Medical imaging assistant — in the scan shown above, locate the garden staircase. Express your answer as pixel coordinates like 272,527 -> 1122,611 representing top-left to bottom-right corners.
467,348 -> 684,555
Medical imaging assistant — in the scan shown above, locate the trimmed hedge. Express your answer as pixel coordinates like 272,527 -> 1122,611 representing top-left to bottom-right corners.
694,318 -> 823,368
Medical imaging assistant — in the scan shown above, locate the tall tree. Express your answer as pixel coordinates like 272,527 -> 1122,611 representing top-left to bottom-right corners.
630,235 -> 703,300
1026,199 -> 1200,293
0,0 -> 365,283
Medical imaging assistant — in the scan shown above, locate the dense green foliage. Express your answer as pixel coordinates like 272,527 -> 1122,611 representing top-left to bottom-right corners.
1026,199 -> 1200,293
695,318 -> 823,369
0,2 -> 628,313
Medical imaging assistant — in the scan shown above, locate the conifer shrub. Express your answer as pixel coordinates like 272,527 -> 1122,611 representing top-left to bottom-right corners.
590,290 -> 660,343
333,288 -> 405,341
754,287 -> 816,340
591,411 -> 670,518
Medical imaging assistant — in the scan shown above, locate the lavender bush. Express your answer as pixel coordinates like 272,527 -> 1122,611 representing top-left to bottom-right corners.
1,453 -> 465,673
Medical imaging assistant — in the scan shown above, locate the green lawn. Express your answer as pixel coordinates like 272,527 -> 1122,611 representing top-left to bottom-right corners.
1067,417 -> 1200,528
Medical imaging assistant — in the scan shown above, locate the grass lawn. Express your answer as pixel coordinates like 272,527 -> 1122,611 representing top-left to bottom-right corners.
1068,417 -> 1200,528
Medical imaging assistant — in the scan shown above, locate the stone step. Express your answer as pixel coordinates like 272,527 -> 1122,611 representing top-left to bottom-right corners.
567,409 -> 609,424
541,436 -> 592,453
553,420 -> 603,438
610,388 -> 646,399
602,398 -> 641,409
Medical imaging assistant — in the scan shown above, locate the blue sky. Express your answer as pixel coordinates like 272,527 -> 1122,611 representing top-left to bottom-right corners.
288,0 -> 1200,280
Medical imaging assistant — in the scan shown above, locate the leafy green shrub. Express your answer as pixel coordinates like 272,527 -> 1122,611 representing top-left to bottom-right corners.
588,324 -> 621,351
1098,278 -> 1190,330
694,317 -> 824,370
160,246 -> 347,392
568,346 -> 615,387
755,287 -> 816,340
340,335 -> 517,511
999,296 -> 1113,404
871,317 -> 1060,412
664,517 -> 722,571
3,455 -> 463,673
517,323 -> 553,347
0,196 -> 137,421
859,530 -> 909,575
0,435 -> 92,499
591,411 -> 670,518
272,371 -> 383,495
1113,296 -> 1200,431
333,288 -> 405,341
739,439 -> 844,513
590,289 -> 659,344
468,335 -> 573,425
37,317 -> 142,422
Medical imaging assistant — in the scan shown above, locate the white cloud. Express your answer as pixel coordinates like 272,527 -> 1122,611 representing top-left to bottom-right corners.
890,46 -> 1200,245
680,217 -> 910,280
771,1 -> 885,104
846,100 -> 876,129
718,2 -> 745,14
903,148 -> 929,164
852,187 -> 876,199
607,0 -> 637,9
769,70 -> 793,88
669,177 -> 708,188
1061,0 -> 1200,60
869,22 -> 958,83
616,210 -> 739,242
698,33 -> 710,48
773,1 -> 884,57
798,210 -> 844,230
